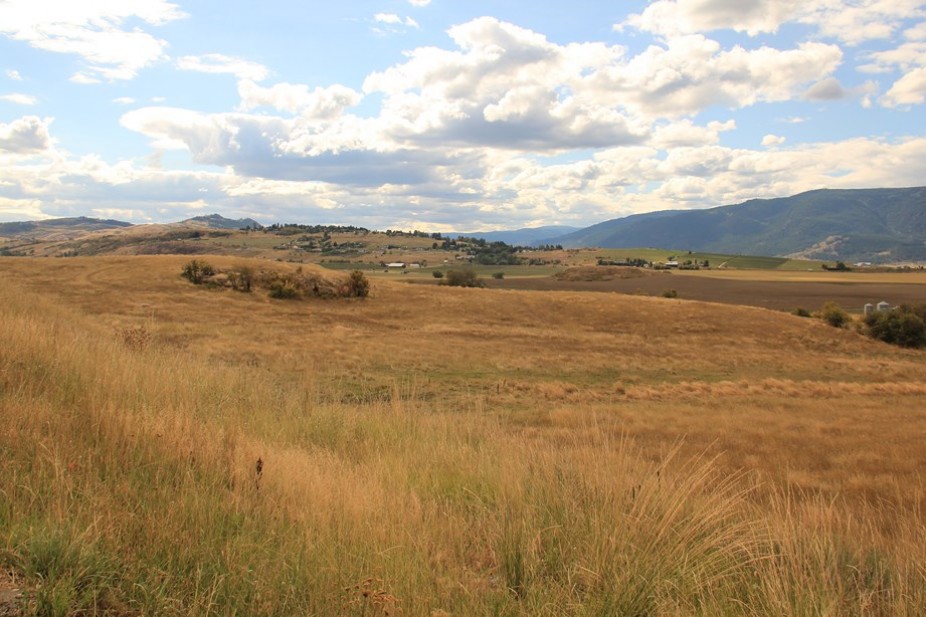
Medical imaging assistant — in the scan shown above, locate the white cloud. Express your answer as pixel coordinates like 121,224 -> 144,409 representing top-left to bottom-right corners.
6,69 -> 22,81
0,93 -> 38,105
762,134 -> 786,147
620,0 -> 926,45
408,0 -> 431,6
0,0 -> 186,81
0,116 -> 52,154
373,12 -> 420,31
882,66 -> 926,106
620,0 -> 803,37
113,97 -> 136,105
237,80 -> 361,117
176,54 -> 269,82
69,72 -> 101,85
859,38 -> 926,107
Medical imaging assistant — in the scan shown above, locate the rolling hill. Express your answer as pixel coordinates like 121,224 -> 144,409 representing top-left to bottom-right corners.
549,187 -> 926,263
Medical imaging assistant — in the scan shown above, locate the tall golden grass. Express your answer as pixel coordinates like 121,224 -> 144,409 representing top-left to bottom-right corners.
1,256 -> 925,615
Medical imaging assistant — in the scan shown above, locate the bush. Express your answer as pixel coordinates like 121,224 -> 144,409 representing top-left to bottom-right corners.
817,302 -> 850,328
344,270 -> 370,298
180,259 -> 215,285
864,305 -> 926,348
662,289 -> 678,298
492,271 -> 505,280
792,307 -> 812,318
432,270 -> 444,279
268,277 -> 299,299
228,265 -> 254,292
444,269 -> 484,288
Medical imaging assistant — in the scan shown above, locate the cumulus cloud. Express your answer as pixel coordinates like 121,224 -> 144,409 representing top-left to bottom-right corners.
762,134 -> 786,147
176,54 -> 269,82
0,0 -> 186,81
6,69 -> 23,81
620,0 -> 926,45
0,93 -> 37,105
882,66 -> 926,106
803,77 -> 847,100
0,116 -> 52,154
237,80 -> 361,117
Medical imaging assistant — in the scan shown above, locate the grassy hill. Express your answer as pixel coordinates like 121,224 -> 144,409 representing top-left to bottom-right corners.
552,186 -> 926,263
2,255 -> 926,614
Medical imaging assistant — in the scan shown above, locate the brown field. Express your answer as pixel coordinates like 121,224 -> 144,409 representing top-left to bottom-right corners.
2,254 -> 926,615
477,268 -> 926,312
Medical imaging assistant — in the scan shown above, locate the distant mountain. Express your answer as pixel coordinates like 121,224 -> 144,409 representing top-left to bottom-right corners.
183,214 -> 262,230
452,225 -> 580,246
548,187 -> 926,263
0,216 -> 132,236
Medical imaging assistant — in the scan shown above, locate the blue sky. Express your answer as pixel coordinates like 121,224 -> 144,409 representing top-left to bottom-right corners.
1,0 -> 925,230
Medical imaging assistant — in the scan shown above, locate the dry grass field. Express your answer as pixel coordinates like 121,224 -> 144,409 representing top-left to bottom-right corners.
2,255 -> 926,615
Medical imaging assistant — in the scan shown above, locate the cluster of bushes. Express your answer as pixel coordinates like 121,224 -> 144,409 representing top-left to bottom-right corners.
864,304 -> 926,348
441,269 -> 484,288
181,260 -> 369,299
802,301 -> 926,348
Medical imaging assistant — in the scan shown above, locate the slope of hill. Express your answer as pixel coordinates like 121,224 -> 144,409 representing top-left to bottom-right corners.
550,187 -> 926,263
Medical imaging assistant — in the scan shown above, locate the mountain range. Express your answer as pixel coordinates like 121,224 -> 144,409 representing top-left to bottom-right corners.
2,187 -> 924,263
543,186 -> 926,263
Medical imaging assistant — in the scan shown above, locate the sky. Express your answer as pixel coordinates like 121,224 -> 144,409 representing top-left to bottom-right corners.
1,0 -> 925,231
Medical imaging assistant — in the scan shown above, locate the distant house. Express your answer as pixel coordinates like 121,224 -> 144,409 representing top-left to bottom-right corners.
385,262 -> 406,268
664,260 -> 679,268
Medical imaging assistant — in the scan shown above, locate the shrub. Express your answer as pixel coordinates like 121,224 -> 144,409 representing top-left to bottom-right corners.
792,307 -> 812,318
492,271 -> 505,280
817,301 -> 850,328
268,278 -> 299,299
180,259 -> 215,285
662,289 -> 678,298
228,265 -> 254,292
344,270 -> 370,298
432,270 -> 444,279
864,305 -> 926,348
444,269 -> 484,288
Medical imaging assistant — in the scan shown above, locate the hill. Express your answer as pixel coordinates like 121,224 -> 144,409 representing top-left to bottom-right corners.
0,216 -> 131,238
182,213 -> 262,230
452,225 -> 579,246
550,187 -> 926,263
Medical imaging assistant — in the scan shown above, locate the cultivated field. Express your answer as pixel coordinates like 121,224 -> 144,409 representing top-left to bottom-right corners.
2,255 -> 926,615
483,267 -> 926,312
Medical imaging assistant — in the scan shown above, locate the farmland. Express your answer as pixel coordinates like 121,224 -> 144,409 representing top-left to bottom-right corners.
2,254 -> 926,614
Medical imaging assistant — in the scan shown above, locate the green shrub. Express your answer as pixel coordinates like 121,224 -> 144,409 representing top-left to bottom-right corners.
344,270 -> 370,298
432,270 -> 444,279
492,271 -> 505,280
662,289 -> 678,298
864,305 -> 926,348
444,269 -> 484,288
180,259 -> 215,285
792,307 -> 812,318
817,302 -> 850,328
